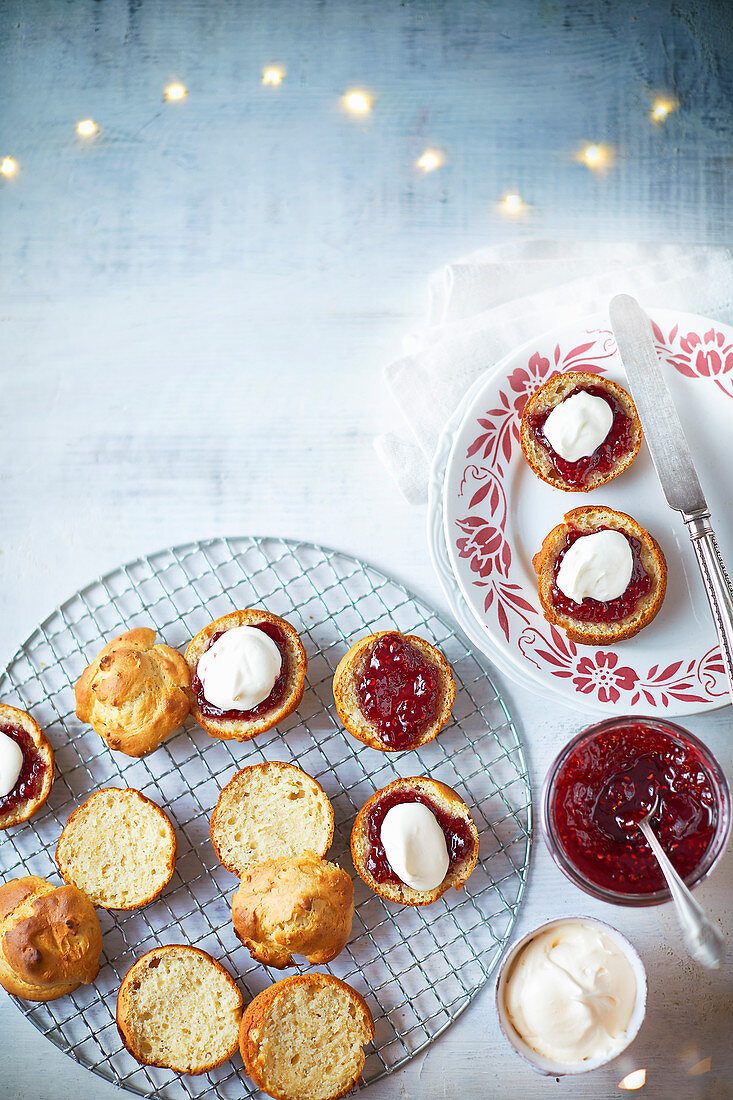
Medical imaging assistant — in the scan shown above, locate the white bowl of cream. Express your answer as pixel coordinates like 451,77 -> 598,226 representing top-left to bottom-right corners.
496,917 -> 647,1076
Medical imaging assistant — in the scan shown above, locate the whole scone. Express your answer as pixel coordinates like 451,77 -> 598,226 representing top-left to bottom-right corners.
232,856 -> 354,969
0,875 -> 102,1001
75,628 -> 191,757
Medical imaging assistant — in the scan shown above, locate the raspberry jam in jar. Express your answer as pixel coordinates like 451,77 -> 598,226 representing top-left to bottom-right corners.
542,718 -> 731,905
529,383 -> 633,488
192,623 -> 289,721
0,723 -> 47,816
356,633 -> 439,749
365,787 -> 474,884
550,526 -> 652,623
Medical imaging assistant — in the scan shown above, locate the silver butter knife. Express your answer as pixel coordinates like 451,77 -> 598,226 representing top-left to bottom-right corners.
609,293 -> 733,706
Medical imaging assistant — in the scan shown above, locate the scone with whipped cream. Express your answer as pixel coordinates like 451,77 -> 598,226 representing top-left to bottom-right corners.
75,628 -> 191,757
533,506 -> 666,645
520,372 -> 642,492
0,705 -> 55,829
351,777 -> 478,906
186,610 -> 306,741
232,855 -> 354,968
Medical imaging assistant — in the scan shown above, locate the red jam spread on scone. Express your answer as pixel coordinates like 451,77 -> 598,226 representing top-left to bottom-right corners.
365,788 -> 473,884
528,383 -> 633,488
192,623 -> 289,721
550,526 -> 651,622
356,633 -> 438,749
551,723 -> 718,895
0,722 -> 47,815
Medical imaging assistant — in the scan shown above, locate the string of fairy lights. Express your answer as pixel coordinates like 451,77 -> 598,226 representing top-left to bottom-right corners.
0,74 -> 679,225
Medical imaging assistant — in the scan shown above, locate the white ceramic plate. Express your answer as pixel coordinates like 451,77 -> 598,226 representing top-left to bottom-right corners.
435,309 -> 733,716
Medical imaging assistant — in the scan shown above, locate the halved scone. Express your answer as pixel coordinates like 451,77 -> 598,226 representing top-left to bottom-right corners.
520,371 -> 642,491
351,776 -> 478,906
533,506 -> 666,645
333,631 -> 454,752
0,705 -> 54,829
186,609 -> 306,741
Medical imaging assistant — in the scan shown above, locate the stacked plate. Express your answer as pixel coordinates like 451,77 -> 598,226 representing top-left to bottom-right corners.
428,309 -> 733,717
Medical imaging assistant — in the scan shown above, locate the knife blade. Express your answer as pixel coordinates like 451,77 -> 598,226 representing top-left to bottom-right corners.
609,293 -> 707,518
610,292 -> 733,708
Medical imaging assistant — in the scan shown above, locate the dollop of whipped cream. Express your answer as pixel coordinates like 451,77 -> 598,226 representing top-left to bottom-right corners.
380,802 -> 449,891
556,530 -> 633,604
0,731 -> 24,798
197,626 -> 281,711
504,920 -> 638,1065
543,391 -> 613,462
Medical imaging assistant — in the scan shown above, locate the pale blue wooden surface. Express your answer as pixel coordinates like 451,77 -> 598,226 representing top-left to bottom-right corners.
1,2 -> 732,1098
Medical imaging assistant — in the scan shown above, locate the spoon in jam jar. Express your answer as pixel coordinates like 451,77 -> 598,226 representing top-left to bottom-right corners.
593,763 -> 725,970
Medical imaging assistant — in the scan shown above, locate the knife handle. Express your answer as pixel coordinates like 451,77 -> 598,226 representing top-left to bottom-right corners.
686,514 -> 733,705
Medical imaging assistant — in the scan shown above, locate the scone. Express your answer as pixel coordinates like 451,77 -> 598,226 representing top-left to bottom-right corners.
240,974 -> 374,1100
520,371 -> 642,491
186,609 -> 306,741
533,506 -> 667,645
232,856 -> 354,968
0,705 -> 54,829
0,875 -> 102,1001
75,628 -> 191,757
117,945 -> 243,1074
333,631 -> 455,752
211,762 -> 334,878
56,788 -> 176,909
351,777 -> 479,906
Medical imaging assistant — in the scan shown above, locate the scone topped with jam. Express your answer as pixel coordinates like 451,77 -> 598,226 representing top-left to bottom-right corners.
351,777 -> 478,906
0,705 -> 54,830
333,632 -> 454,752
520,372 -> 642,492
533,506 -> 666,645
186,609 -> 306,741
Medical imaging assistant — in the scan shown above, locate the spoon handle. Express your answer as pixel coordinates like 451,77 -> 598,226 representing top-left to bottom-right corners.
639,819 -> 725,970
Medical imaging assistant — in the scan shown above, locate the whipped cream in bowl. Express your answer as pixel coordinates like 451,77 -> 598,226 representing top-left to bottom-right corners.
197,625 -> 282,711
496,917 -> 646,1076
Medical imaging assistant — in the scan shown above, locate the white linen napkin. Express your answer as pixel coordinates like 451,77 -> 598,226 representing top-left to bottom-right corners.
376,240 -> 733,504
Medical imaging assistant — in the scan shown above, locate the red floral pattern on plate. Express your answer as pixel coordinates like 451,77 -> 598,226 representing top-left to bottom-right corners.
452,324 -> 729,709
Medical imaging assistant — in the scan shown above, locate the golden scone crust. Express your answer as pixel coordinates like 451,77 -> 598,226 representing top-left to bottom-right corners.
0,875 -> 102,1000
210,762 -> 334,878
532,506 -> 667,645
232,856 -> 354,968
0,705 -> 55,829
239,973 -> 374,1100
351,777 -> 479,906
56,787 -> 176,910
117,944 -> 243,1074
75,628 -> 191,757
520,371 -> 643,491
185,610 -> 306,741
333,631 -> 455,753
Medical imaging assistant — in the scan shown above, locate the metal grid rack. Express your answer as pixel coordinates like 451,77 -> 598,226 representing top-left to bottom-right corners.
0,537 -> 532,1099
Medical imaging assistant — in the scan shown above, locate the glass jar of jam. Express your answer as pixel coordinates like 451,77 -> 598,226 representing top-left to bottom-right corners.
541,717 -> 731,906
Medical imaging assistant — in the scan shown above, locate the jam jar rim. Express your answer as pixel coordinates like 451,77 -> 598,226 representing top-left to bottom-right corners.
540,715 -> 732,908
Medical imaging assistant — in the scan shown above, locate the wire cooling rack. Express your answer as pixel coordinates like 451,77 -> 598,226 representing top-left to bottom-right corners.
0,537 -> 531,1099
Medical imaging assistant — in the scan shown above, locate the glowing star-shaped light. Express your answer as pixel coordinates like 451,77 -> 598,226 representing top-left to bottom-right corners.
651,96 -> 677,123
502,192 -> 524,213
619,1068 -> 647,1090
76,119 -> 99,138
577,143 -> 612,170
1,156 -> 17,177
165,83 -> 187,101
416,149 -> 444,172
343,90 -> 372,114
262,67 -> 284,86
